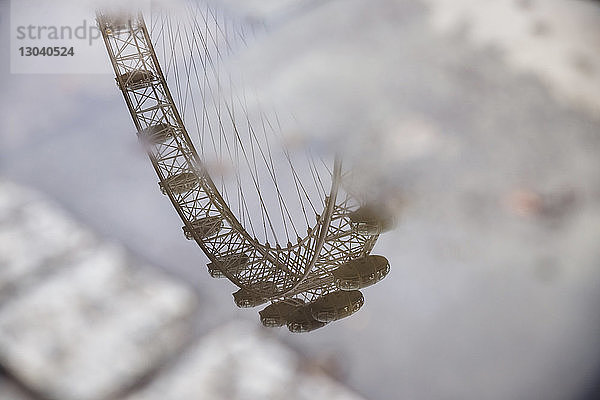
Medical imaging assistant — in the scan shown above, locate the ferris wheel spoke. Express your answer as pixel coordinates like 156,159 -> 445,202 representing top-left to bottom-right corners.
97,6 -> 389,328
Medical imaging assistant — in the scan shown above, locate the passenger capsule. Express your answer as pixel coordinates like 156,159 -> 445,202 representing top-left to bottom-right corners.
348,205 -> 395,235
183,216 -> 222,240
118,69 -> 155,89
139,123 -> 173,145
159,172 -> 198,195
100,14 -> 130,34
259,300 -> 304,328
233,281 -> 277,308
206,253 -> 249,278
310,290 -> 364,323
332,255 -> 390,290
286,305 -> 327,333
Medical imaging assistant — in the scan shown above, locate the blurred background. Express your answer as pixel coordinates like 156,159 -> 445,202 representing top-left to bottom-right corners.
1,0 -> 600,399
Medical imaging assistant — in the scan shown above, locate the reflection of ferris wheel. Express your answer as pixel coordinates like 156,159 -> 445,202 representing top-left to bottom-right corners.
96,4 -> 393,332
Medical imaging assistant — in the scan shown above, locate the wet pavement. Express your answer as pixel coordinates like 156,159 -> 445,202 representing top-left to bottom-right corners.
1,1 -> 600,399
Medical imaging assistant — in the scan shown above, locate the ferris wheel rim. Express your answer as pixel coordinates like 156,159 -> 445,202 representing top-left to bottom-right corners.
96,7 -> 385,306
138,12 -> 345,299
97,10 -> 346,298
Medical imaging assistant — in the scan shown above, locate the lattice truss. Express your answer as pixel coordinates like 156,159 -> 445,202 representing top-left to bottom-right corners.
97,7 -> 391,332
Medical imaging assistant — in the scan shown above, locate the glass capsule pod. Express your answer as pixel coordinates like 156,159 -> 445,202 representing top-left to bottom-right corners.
99,13 -> 131,35
139,123 -> 174,145
348,204 -> 395,235
183,216 -> 223,240
332,255 -> 390,290
159,172 -> 199,195
118,69 -> 155,89
233,281 -> 277,308
310,290 -> 364,323
206,253 -> 249,279
259,300 -> 305,328
286,305 -> 328,333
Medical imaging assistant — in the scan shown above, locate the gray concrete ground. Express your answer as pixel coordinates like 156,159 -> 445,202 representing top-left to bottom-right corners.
1,0 -> 600,399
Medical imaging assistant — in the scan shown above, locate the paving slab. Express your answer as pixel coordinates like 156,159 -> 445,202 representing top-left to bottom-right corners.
126,321 -> 366,400
0,179 -> 198,400
0,179 -> 96,302
0,243 -> 198,400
